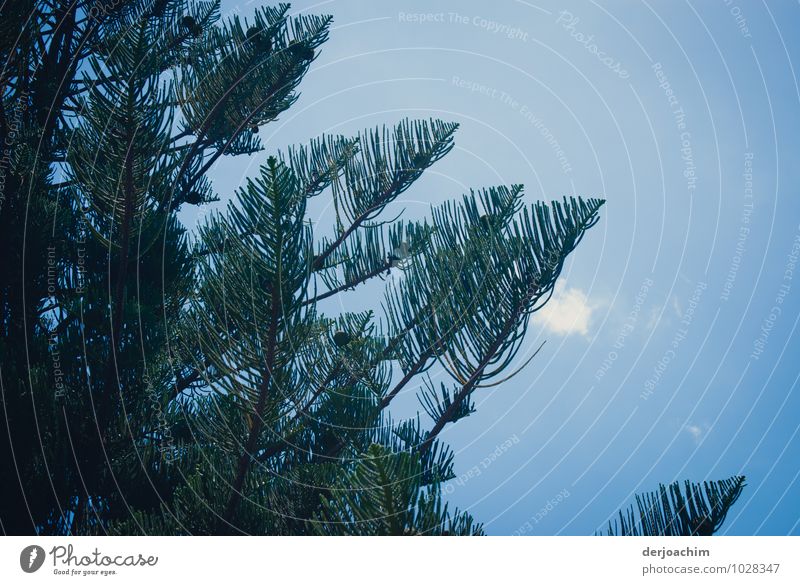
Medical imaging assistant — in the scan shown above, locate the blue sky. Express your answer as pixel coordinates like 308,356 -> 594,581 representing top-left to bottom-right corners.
193,0 -> 800,535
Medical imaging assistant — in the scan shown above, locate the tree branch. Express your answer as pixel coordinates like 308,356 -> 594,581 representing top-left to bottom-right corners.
103,45 -> 140,396
218,284 -> 281,532
378,349 -> 432,411
166,54 -> 303,212
303,260 -> 391,306
417,293 -> 535,456
310,174 -> 407,271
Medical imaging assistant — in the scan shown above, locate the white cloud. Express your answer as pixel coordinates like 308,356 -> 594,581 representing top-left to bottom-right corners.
671,295 -> 682,319
645,305 -> 662,331
534,283 -> 593,337
685,423 -> 706,444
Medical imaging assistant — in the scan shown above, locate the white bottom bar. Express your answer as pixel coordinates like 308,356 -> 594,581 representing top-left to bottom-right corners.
1,536 -> 797,583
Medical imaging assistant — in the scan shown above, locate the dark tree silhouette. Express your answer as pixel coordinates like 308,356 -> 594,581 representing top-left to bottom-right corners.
604,476 -> 746,536
0,0 -> 740,537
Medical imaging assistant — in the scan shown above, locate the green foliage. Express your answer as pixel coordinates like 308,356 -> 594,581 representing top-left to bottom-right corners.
315,444 -> 483,535
604,476 -> 746,536
0,0 -> 633,537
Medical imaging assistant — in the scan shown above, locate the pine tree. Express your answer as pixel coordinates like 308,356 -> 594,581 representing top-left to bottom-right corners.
1,0 -> 328,535
1,1 -> 740,537
604,476 -> 746,536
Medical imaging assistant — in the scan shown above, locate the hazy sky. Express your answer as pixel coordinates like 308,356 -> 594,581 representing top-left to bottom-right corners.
192,0 -> 800,535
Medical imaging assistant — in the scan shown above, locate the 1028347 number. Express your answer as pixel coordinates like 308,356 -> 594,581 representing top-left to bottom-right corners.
732,563 -> 780,574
